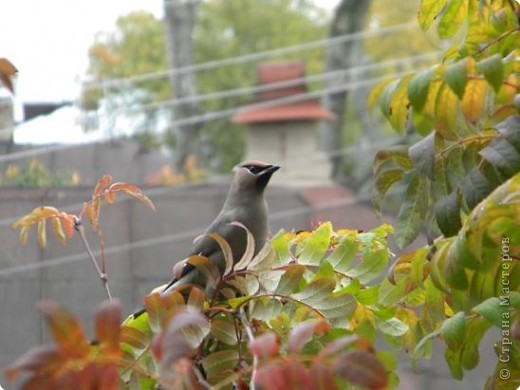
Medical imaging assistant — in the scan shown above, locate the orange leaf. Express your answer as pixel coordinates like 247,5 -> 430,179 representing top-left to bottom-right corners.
187,286 -> 206,310
85,199 -> 101,227
38,301 -> 90,358
108,182 -> 156,211
95,300 -> 122,357
94,175 -> 113,197
60,213 -> 76,238
0,58 -> 18,94
104,189 -> 117,205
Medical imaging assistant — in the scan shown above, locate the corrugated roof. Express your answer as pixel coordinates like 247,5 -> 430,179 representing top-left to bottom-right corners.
232,62 -> 334,124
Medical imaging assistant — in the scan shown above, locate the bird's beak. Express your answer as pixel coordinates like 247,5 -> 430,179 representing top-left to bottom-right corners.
261,165 -> 280,175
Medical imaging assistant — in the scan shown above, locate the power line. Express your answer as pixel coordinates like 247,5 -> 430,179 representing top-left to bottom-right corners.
0,196 -> 368,278
114,51 -> 440,114
83,21 -> 418,89
3,54 -> 436,165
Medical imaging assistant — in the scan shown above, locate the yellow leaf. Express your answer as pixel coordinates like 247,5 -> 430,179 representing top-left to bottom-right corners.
435,84 -> 460,140
51,217 -> 67,245
461,79 -> 487,123
422,79 -> 443,118
38,220 -> 47,248
19,226 -> 30,245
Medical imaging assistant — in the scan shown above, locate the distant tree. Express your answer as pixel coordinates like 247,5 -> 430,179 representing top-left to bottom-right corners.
81,1 -> 328,171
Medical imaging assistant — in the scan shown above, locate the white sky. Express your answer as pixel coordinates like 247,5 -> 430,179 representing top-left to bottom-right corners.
3,0 -> 337,104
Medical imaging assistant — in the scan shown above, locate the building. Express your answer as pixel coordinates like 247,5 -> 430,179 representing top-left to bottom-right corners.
233,62 -> 335,186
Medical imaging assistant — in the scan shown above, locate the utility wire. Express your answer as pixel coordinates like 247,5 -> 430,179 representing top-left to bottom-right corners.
4,53 -> 436,165
83,21 -> 418,89
113,51 -> 440,113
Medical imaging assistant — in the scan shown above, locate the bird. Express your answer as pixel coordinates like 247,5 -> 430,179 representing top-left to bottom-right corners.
130,160 -> 279,319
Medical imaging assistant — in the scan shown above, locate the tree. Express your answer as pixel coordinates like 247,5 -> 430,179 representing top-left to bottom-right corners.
370,0 -> 520,385
320,0 -> 373,179
81,1 -> 328,171
163,0 -> 202,172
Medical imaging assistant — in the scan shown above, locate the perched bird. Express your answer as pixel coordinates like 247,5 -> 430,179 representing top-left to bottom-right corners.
131,160 -> 279,319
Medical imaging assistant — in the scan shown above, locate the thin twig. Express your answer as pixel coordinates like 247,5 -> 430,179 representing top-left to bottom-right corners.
75,221 -> 113,300
238,307 -> 257,390
193,366 -> 213,390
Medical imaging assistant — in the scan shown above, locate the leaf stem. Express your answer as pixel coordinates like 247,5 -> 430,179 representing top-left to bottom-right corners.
75,221 -> 113,300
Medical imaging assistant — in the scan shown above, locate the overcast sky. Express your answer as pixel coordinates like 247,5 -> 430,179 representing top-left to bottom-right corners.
3,0 -> 337,104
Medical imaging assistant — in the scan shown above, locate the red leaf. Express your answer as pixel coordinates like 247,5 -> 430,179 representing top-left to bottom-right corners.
334,351 -> 388,390
256,359 -> 313,390
5,346 -> 63,383
309,362 -> 338,390
38,301 -> 90,358
95,300 -> 122,357
288,320 -> 331,354
249,332 -> 280,359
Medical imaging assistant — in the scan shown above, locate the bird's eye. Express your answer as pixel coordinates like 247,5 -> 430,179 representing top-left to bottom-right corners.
245,165 -> 264,174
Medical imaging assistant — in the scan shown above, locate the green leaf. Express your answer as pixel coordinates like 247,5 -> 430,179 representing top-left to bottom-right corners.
373,169 -> 405,217
409,132 -> 436,179
440,311 -> 466,350
210,318 -> 238,346
202,350 -> 239,384
291,278 -> 336,306
378,278 -> 409,306
275,265 -> 306,295
272,230 -> 293,267
298,222 -> 332,266
435,191 -> 462,237
496,116 -> 520,153
326,235 -> 359,273
480,138 -> 520,179
418,0 -> 449,30
437,0 -> 468,39
316,295 -> 357,326
477,53 -> 504,92
347,249 -> 390,285
395,175 -> 429,248
444,59 -> 468,99
461,317 -> 491,370
250,298 -> 283,322
408,68 -> 435,111
376,317 -> 409,337
472,297 -> 509,328
445,347 -> 463,380
462,168 -> 494,209
355,286 -> 380,306
373,145 -> 414,174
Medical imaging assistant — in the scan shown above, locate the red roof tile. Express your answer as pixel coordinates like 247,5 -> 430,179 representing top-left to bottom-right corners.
233,100 -> 335,124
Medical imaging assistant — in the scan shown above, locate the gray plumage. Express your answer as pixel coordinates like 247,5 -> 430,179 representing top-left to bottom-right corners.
132,161 -> 279,318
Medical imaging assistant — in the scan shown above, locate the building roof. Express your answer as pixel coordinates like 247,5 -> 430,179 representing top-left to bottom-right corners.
232,62 -> 335,125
